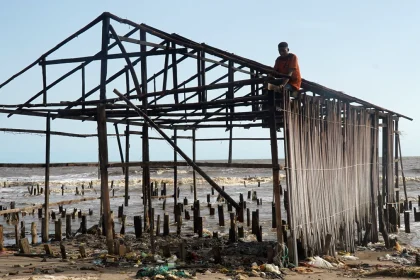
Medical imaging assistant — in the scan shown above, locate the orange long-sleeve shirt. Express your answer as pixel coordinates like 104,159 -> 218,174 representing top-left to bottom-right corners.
274,53 -> 301,90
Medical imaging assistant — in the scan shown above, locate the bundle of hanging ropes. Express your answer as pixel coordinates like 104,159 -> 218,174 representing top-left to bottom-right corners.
284,96 -> 375,255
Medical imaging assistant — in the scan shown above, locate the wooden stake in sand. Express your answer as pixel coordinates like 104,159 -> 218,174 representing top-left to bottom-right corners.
31,222 -> 37,244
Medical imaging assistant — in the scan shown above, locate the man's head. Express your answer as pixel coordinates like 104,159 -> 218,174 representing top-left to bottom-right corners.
278,42 -> 289,57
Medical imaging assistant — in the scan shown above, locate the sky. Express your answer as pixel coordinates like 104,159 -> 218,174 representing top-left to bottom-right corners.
0,0 -> 419,163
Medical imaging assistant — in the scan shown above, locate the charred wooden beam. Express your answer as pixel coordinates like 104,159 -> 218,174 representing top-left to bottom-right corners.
0,161 -> 282,169
162,42 -> 170,94
42,113 -> 51,243
0,108 -> 145,127
98,15 -> 113,246
133,77 -> 265,101
171,42 -> 179,104
124,124 -> 130,206
39,48 -> 187,65
140,30 -> 151,224
192,129 -> 197,201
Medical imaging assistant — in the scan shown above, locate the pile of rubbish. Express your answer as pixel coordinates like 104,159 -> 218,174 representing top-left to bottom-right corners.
135,265 -> 192,279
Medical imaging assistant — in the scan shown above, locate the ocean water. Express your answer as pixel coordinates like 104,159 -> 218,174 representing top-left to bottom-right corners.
0,157 -> 419,247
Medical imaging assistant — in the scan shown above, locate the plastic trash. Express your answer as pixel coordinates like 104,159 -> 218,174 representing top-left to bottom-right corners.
136,265 -> 169,278
167,255 -> 178,262
202,229 -> 212,237
135,265 -> 190,279
154,254 -> 165,263
125,252 -> 137,260
167,262 -> 176,269
308,256 -> 335,269
92,259 -> 103,266
264,264 -> 281,274
341,255 -> 359,260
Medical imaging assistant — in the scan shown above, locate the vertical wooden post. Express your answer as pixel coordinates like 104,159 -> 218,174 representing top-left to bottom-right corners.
81,215 -> 87,234
97,105 -> 112,244
163,214 -> 169,236
173,129 -> 178,208
123,69 -> 131,206
148,183 -> 155,254
197,217 -> 203,237
228,128 -> 233,164
171,41 -> 179,104
192,129 -> 197,201
60,241 -> 67,259
97,14 -> 113,250
251,69 -> 257,111
247,208 -> 250,227
268,89 -> 283,255
397,131 -> 409,211
201,50 -> 207,111
140,29 -> 150,231
282,89 -> 298,265
125,124 -> 130,206
134,216 -> 142,238
218,205 -> 224,227
382,117 -> 389,226
404,211 -> 410,233
66,214 -> 71,239
394,118 -> 399,197
227,60 -> 234,164
42,58 -> 47,105
229,213 -> 237,242
252,211 -> 259,235
54,219 -> 62,241
197,50 -> 203,107
156,214 -> 160,236
388,115 -> 395,204
42,112 -> 50,243
0,225 -> 3,250
369,112 -> 379,242
81,65 -> 86,111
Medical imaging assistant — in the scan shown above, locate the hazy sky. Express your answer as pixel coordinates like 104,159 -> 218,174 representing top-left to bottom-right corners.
0,0 -> 418,163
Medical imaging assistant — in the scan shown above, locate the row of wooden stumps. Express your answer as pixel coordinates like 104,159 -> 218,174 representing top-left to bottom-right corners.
131,181 -> 269,243
25,182 -> 96,197
379,195 -> 420,235
0,202 -> 95,251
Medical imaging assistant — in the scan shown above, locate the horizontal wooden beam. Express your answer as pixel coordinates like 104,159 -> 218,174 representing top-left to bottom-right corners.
0,108 -> 145,128
116,36 -> 166,49
0,128 -> 142,138
0,161 -> 283,169
196,137 -> 285,141
40,48 -> 187,65
110,161 -> 283,169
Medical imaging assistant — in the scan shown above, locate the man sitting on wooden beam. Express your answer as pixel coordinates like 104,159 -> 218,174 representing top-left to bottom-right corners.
268,42 -> 301,93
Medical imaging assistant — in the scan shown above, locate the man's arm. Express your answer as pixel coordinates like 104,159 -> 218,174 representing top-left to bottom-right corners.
280,69 -> 294,87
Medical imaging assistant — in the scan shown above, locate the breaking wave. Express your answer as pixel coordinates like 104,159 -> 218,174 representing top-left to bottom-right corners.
0,174 -> 285,189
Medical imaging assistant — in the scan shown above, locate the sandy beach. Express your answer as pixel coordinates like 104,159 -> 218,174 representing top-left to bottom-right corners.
0,233 -> 418,280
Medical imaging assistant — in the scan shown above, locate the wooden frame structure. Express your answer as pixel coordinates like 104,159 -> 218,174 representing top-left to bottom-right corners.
0,12 -> 412,264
